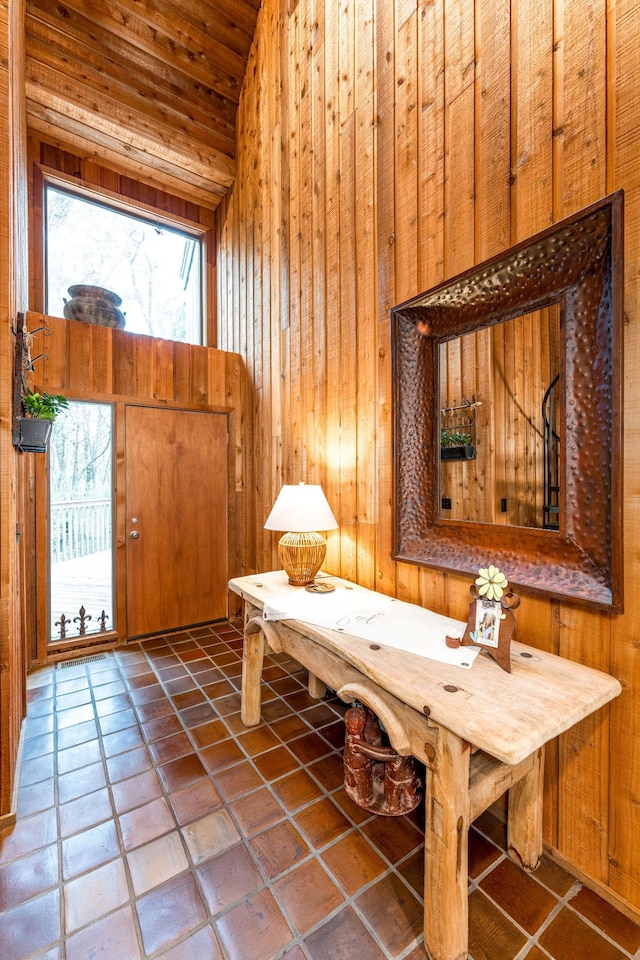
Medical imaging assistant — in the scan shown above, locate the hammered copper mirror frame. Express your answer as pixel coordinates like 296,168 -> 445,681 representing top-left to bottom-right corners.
391,191 -> 623,612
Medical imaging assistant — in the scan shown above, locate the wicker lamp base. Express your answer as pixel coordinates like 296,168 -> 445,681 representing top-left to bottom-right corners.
278,531 -> 327,585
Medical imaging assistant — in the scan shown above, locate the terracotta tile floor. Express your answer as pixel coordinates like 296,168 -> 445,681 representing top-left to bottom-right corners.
2,621 -> 640,960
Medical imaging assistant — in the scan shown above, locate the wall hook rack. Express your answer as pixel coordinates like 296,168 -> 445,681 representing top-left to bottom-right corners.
12,313 -> 52,449
440,395 -> 479,460
23,324 -> 51,371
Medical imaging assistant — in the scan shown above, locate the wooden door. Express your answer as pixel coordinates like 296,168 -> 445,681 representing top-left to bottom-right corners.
125,406 -> 228,638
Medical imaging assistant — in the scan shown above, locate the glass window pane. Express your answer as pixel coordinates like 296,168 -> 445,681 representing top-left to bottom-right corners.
45,186 -> 202,344
49,401 -> 114,642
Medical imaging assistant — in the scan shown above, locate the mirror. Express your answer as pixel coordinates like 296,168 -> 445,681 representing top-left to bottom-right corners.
391,191 -> 623,612
438,304 -> 560,528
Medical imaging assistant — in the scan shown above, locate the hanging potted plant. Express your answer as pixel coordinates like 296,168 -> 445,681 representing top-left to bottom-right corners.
440,429 -> 476,461
18,391 -> 68,452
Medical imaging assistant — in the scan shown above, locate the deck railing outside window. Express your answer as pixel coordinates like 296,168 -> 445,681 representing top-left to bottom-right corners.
50,499 -> 111,564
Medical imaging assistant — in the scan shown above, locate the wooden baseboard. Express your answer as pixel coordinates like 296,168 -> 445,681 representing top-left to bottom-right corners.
543,845 -> 640,927
0,720 -> 25,834
487,799 -> 640,925
44,632 -> 120,664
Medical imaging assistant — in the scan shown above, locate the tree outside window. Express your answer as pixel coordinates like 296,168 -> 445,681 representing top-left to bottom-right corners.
46,186 -> 203,345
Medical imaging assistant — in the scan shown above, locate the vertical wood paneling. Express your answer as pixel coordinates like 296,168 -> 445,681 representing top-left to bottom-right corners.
0,0 -> 28,824
287,7 -> 302,490
253,18 -> 269,566
207,349 -> 228,408
394,6 -> 421,603
511,0 -> 554,239
553,2 -> 612,877
154,338 -> 175,401
354,0 -> 376,590
336,0 -> 358,584
338,110 -> 357,582
394,10 -> 419,305
311,0 -> 327,492
560,0 -> 608,213
417,0 -> 447,612
299,1 -> 313,486
510,0 -> 562,847
252,76 -> 266,556
441,0 -> 479,617
418,0 -> 446,291
374,0 -> 396,598
444,0 -> 476,276
191,347 -> 209,405
253,0 -> 281,571
218,0 -> 640,919
323,0 -> 342,576
609,0 -> 640,906
476,0 -> 511,259
67,321 -> 93,394
134,337 -> 156,399
558,605 -> 612,875
113,330 -> 137,397
91,325 -> 113,395
172,341 -> 192,403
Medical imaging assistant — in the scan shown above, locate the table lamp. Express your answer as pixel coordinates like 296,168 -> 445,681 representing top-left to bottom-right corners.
264,482 -> 339,585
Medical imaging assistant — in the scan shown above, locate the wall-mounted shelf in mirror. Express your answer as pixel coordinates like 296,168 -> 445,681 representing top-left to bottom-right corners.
391,191 -> 623,612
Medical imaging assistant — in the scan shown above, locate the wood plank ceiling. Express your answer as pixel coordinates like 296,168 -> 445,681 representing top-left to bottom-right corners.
25,0 -> 262,208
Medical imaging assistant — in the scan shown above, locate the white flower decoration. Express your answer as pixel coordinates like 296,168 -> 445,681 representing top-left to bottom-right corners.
475,565 -> 509,601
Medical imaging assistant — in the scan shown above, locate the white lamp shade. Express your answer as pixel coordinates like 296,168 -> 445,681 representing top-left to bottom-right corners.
264,483 -> 338,532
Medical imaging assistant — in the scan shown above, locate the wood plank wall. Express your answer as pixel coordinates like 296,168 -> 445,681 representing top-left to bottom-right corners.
0,0 -> 29,826
216,0 -> 640,918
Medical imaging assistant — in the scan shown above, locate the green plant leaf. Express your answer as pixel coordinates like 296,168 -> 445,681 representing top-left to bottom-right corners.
22,391 -> 69,421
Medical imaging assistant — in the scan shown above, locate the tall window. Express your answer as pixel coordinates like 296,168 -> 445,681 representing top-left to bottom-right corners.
46,185 -> 203,344
49,401 -> 114,643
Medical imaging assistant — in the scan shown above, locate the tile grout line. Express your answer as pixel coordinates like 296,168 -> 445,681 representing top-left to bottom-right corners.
140,629 -> 425,959
74,654 -> 148,955
126,629 -> 527,959
9,626 -> 640,960
116,640 -> 233,960
470,812 -> 640,960
111,646 -> 199,960
137,635 -> 350,958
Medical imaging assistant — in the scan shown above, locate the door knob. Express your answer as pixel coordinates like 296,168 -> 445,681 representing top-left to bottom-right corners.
129,530 -> 139,539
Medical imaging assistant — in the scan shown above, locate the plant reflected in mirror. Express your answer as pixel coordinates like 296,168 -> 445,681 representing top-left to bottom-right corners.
438,304 -> 560,528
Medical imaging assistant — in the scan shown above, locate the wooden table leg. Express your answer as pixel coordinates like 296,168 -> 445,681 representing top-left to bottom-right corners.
241,608 -> 265,727
423,724 -> 471,960
507,745 -> 544,871
308,673 -> 327,699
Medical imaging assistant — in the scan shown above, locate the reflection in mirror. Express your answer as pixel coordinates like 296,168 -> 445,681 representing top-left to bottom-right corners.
438,305 -> 561,528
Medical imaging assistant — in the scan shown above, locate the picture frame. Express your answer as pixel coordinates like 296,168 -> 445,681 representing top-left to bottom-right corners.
460,565 -> 520,672
474,598 -> 501,649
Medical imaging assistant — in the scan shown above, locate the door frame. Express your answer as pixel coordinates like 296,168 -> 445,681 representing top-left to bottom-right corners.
32,395 -> 234,663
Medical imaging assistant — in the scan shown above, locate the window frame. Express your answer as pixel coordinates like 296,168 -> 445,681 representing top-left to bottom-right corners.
35,167 -> 212,346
